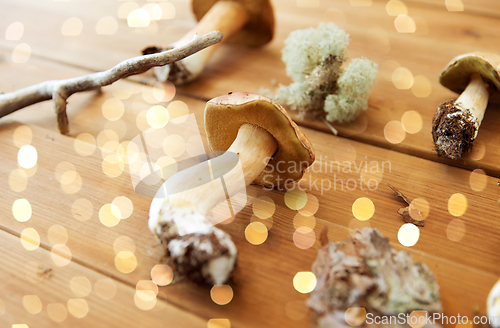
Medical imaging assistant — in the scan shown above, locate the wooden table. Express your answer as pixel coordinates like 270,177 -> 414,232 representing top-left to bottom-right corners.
0,0 -> 499,327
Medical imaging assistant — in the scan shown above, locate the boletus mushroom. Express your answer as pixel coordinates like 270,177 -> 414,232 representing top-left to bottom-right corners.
432,52 -> 500,159
488,279 -> 500,328
145,0 -> 275,85
149,92 -> 314,284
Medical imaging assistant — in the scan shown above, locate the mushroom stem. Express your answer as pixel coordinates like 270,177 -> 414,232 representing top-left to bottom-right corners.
432,73 -> 490,159
455,73 -> 489,128
149,123 -> 277,284
154,1 -> 250,84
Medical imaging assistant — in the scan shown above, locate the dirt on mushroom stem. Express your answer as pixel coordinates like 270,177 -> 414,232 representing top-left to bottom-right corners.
431,99 -> 477,159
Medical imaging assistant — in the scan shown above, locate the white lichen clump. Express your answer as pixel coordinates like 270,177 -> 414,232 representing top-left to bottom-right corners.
270,23 -> 378,123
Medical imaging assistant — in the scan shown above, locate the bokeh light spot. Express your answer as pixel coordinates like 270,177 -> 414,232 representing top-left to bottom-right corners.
70,276 -> 92,298
386,0 -> 407,16
448,193 -> 468,217
102,98 -> 125,122
20,228 -> 40,251
293,213 -> 316,230
18,145 -> 37,169
467,141 -> 486,161
392,67 -> 414,89
167,101 -> 189,121
127,9 -> 150,28
13,198 -> 32,222
12,43 -> 31,63
245,222 -> 268,245
207,319 -> 231,328
51,244 -> 72,266
146,105 -> 169,128
293,227 -> 316,249
447,219 -> 466,242
159,2 -> 176,19
409,198 -> 430,221
95,279 -> 116,300
345,307 -> 367,326
210,285 -> 234,305
411,75 -> 432,98
142,3 -> 162,20
284,189 -> 307,210
384,121 -> 406,144
115,251 -> 137,273
5,22 -> 24,40
445,0 -> 464,11
71,198 -> 93,221
163,134 -> 185,158
151,264 -> 173,286
67,299 -> 89,319
74,133 -> 96,156
13,125 -> 32,148
401,110 -> 423,134
47,225 -> 68,245
61,17 -> 83,36
22,295 -> 42,314
397,223 -> 420,247
112,196 -> 133,220
47,303 -> 67,323
99,204 -> 121,227
293,272 -> 317,294
469,169 -> 487,192
252,196 -> 275,219
298,193 -> 319,216
9,169 -> 28,192
352,197 -> 375,221
96,16 -> 118,35
394,14 -> 416,33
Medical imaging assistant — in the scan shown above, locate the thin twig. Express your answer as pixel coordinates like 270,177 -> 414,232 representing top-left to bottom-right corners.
0,31 -> 223,134
320,116 -> 338,135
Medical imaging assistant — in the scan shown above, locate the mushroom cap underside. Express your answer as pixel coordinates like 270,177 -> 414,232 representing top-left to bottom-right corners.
204,92 -> 315,188
192,0 -> 274,46
440,51 -> 500,103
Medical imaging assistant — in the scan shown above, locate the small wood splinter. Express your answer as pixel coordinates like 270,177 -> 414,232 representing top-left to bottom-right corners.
388,183 -> 425,227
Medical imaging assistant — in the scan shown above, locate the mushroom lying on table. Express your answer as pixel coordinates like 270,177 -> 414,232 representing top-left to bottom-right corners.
149,92 -> 315,284
432,52 -> 500,159
145,0 -> 275,85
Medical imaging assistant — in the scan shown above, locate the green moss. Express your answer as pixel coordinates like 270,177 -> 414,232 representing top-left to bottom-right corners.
270,23 -> 378,123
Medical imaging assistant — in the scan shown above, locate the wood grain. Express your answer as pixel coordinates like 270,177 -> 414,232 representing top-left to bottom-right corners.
1,0 -> 500,177
0,1 -> 500,327
0,229 -> 206,328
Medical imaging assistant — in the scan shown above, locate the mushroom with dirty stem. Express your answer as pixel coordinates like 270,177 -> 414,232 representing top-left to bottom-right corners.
149,92 -> 315,285
145,0 -> 274,85
432,52 -> 500,159
488,279 -> 500,328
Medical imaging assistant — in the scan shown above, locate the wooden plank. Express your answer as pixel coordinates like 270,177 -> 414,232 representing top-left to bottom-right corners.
0,229 -> 206,328
1,0 -> 500,177
0,112 -> 499,327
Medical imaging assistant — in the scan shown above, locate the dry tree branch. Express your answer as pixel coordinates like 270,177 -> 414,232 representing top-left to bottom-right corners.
0,31 -> 223,134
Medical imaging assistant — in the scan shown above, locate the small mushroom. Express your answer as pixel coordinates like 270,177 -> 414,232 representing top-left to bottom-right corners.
432,51 -> 500,159
147,0 -> 275,85
149,92 -> 314,284
488,279 -> 500,328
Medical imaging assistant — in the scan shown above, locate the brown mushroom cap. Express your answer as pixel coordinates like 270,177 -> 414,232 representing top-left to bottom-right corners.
192,0 -> 274,47
439,51 -> 500,102
204,92 -> 315,188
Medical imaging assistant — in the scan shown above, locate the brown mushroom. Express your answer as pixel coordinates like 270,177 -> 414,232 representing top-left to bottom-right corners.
149,92 -> 314,284
148,0 -> 275,85
432,51 -> 500,159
